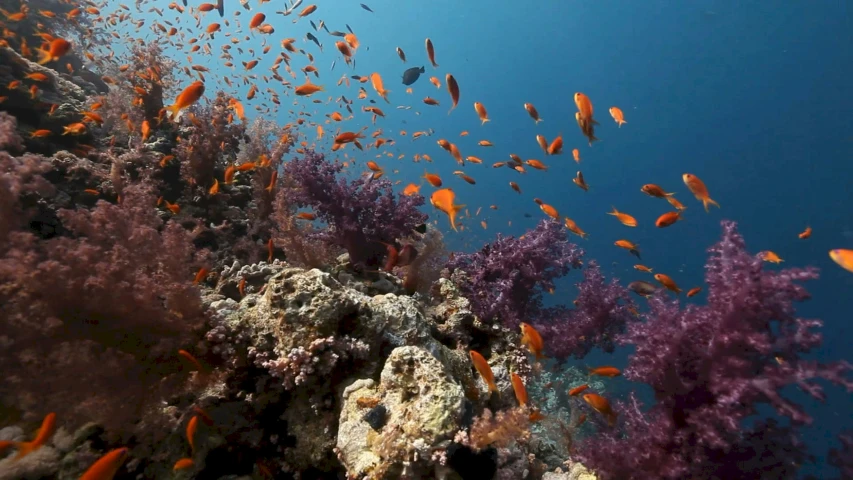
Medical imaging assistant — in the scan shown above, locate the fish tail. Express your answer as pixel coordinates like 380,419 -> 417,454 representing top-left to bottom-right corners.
166,104 -> 183,122
36,48 -> 54,65
535,118 -> 543,124
13,441 -> 35,460
703,197 -> 720,212
481,118 -> 490,126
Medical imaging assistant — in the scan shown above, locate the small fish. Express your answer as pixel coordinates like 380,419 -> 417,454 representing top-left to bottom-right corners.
469,350 -> 497,392
510,372 -> 528,406
446,74 -> 460,113
187,416 -> 199,453
346,23 -> 354,34
615,240 -> 641,259
402,66 -> 425,86
396,47 -> 406,63
360,3 -> 373,12
682,173 -> 719,212
14,412 -> 56,459
798,226 -> 812,239
309,19 -> 317,31
655,211 -> 683,228
573,171 -> 589,191
628,281 -> 657,297
80,448 -> 129,480
762,251 -> 784,264
634,265 -> 653,273
654,273 -> 682,294
520,322 -> 544,359
568,384 -> 589,396
829,249 -> 853,273
608,207 -> 637,227
641,184 -> 674,198
306,32 -> 322,50
167,81 -> 205,120
524,103 -> 542,123
583,393 -> 617,426
174,458 -> 194,470
588,366 -> 621,377
474,102 -> 489,125
609,106 -> 626,127
686,287 -> 702,297
430,188 -> 464,231
425,38 -> 438,67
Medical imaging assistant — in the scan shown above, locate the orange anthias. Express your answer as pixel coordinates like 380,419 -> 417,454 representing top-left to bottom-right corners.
520,322 -> 544,359
430,188 -> 464,231
469,350 -> 496,392
80,447 -> 129,480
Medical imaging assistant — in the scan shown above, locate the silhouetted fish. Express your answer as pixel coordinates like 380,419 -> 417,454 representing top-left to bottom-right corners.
360,4 -> 373,12
330,60 -> 336,71
330,31 -> 346,37
402,66 -> 425,86
216,0 -> 223,17
321,22 -> 330,33
413,223 -> 427,234
628,281 -> 657,298
310,20 -> 317,31
346,24 -> 354,34
306,32 -> 321,50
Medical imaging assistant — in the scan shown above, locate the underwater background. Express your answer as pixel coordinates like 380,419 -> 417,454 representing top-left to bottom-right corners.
0,0 -> 851,478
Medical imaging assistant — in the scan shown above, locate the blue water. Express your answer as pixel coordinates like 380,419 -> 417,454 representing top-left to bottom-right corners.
122,0 -> 852,475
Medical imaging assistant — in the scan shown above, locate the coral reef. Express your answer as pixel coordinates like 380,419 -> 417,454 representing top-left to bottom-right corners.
576,221 -> 853,480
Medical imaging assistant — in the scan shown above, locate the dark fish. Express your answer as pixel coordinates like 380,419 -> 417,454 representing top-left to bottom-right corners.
346,24 -> 354,34
330,60 -> 336,71
310,20 -> 317,31
322,22 -> 330,33
306,32 -> 322,49
369,99 -> 376,104
524,213 -> 533,218
330,30 -> 346,37
341,95 -> 350,103
360,3 -> 373,12
216,0 -> 223,17
402,66 -> 425,86
628,281 -> 657,298
181,0 -> 187,5
413,223 -> 427,234
350,75 -> 361,80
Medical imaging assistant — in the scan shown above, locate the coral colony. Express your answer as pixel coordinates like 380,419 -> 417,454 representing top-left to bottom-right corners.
0,10 -> 851,480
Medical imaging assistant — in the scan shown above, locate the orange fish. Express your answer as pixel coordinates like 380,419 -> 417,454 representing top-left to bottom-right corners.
575,112 -> 598,145
193,267 -> 208,285
574,92 -> 595,120
174,458 -> 194,471
167,81 -> 205,120
425,38 -> 438,67
829,249 -> 853,273
178,349 -> 204,372
525,159 -> 548,171
187,415 -> 199,453
249,12 -> 265,29
510,372 -> 528,406
423,97 -> 440,106
370,72 -> 390,103
682,173 -> 720,212
666,195 -> 687,211
268,238 -> 275,262
572,148 -> 580,163
547,135 -> 563,155
523,103 -> 542,123
798,226 -> 812,239
80,448 -> 129,480
615,239 -> 641,259
686,287 -> 702,297
634,265 -> 653,273
429,76 -> 441,88
608,207 -> 637,227
37,38 -> 71,65
14,412 -> 56,459
469,350 -> 496,392
655,211 -> 683,228
564,217 -> 587,239
568,384 -> 589,396
430,188 -> 464,231
402,183 -> 421,196
478,140 -> 493,147
295,81 -> 324,96
520,322 -> 544,359
583,393 -> 617,426
446,74 -> 459,113
641,184 -> 674,198
423,172 -> 442,187
609,106 -> 626,127
588,366 -> 621,377
762,251 -> 783,264
473,102 -> 489,124
536,134 -> 548,153
509,181 -> 521,194
654,273 -> 682,294
30,129 -> 52,138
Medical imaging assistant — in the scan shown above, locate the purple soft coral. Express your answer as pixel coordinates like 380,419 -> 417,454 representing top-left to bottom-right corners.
445,219 -> 583,327
577,221 -> 853,480
534,261 -> 636,360
282,150 -> 427,265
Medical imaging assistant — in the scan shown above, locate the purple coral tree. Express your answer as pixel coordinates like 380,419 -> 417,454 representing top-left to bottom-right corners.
444,219 -> 584,327
577,221 -> 853,480
281,150 -> 427,265
534,261 -> 636,359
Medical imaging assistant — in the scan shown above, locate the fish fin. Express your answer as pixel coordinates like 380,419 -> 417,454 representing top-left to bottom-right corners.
36,49 -> 54,65
703,197 -> 720,212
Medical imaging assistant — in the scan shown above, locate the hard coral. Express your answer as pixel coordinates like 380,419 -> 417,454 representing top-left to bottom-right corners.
577,221 -> 853,480
445,219 -> 583,327
282,149 -> 427,266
